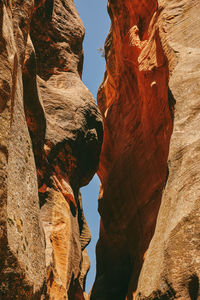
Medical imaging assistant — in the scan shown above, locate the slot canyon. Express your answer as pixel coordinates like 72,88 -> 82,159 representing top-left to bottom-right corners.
0,0 -> 199,299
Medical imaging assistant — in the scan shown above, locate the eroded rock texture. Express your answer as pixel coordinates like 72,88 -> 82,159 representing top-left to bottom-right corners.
91,0 -> 199,300
0,1 -> 102,299
136,1 -> 200,299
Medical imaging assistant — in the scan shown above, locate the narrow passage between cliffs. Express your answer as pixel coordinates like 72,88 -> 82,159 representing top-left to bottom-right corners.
74,0 -> 110,293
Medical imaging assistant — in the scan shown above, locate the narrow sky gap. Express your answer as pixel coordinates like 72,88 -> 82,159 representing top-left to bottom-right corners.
73,0 -> 110,293
74,0 -> 110,101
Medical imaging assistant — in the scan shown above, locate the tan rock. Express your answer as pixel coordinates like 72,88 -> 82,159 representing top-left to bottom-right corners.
0,0 -> 103,299
0,1 -> 46,298
136,0 -> 200,298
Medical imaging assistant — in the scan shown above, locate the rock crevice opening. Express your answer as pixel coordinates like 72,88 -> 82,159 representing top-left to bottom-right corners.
0,1 -> 199,299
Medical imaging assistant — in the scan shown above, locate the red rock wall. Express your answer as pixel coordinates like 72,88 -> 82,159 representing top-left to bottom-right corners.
92,0 -> 200,299
0,1 -> 102,299
91,0 -> 175,299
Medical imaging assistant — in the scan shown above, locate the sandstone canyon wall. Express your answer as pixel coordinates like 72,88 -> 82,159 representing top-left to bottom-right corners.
136,0 -> 200,298
1,0 -> 200,299
91,0 -> 200,299
0,1 -> 102,299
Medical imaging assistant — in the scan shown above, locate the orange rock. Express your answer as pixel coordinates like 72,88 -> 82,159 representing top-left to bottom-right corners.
136,0 -> 200,298
92,0 -> 200,299
91,0 -> 174,299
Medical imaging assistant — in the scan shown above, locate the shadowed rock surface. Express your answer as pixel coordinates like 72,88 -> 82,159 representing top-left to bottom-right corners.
91,0 -> 199,300
0,1 -> 102,299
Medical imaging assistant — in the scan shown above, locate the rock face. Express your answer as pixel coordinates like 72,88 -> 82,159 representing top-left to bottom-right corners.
136,1 -> 200,299
1,0 -> 199,299
91,0 -> 199,300
0,1 -> 102,299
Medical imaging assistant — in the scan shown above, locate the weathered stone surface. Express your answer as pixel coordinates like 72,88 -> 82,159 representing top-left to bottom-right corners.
2,0 -> 199,298
136,1 -> 200,299
0,0 -> 102,299
30,2 -> 102,298
0,2 -> 46,298
91,1 -> 174,299
92,0 -> 200,300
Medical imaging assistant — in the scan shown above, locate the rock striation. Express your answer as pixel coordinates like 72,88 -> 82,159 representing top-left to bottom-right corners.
0,1 -> 102,299
91,0 -> 199,300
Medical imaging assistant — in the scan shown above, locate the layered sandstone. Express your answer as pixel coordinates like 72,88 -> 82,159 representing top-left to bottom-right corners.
92,0 -> 199,299
0,1 -> 102,299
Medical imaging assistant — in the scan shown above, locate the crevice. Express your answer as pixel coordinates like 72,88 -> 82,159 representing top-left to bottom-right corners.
189,274 -> 199,300
45,0 -> 54,20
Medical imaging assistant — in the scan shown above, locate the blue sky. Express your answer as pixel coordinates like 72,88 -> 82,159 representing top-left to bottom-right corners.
73,0 -> 110,294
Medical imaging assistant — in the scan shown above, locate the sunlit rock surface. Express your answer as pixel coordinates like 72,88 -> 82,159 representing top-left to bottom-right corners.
91,0 -> 199,299
136,0 -> 200,299
0,1 -> 102,299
